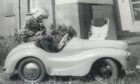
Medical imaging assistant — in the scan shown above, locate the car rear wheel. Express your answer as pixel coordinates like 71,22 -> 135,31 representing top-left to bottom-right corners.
93,59 -> 119,79
18,58 -> 46,82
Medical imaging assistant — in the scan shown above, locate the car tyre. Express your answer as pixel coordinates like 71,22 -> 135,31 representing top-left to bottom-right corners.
18,58 -> 46,82
93,59 -> 119,79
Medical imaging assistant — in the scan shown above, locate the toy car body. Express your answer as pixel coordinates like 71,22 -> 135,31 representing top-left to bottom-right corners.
3,37 -> 130,81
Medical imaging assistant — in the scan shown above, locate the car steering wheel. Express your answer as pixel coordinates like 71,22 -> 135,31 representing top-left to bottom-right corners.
57,33 -> 69,49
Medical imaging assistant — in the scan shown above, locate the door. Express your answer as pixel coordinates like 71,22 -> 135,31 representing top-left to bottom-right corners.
92,5 -> 117,40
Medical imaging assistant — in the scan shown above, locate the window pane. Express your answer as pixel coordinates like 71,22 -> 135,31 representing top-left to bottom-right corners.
30,0 -> 39,11
133,4 -> 140,20
133,3 -> 140,8
28,0 -> 39,13
134,11 -> 140,20
130,0 -> 140,21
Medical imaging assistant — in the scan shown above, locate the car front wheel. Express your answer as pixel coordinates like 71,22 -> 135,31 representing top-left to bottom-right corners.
18,58 -> 46,82
93,59 -> 119,79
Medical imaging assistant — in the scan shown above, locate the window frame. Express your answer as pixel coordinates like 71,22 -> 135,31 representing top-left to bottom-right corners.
130,0 -> 140,22
27,0 -> 30,13
27,0 -> 39,15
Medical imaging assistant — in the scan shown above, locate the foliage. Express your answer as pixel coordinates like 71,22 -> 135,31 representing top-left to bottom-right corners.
0,35 -> 19,66
0,40 -> 9,66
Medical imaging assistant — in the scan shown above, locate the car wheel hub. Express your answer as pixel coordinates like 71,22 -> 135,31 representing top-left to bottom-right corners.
100,65 -> 112,78
23,63 -> 40,80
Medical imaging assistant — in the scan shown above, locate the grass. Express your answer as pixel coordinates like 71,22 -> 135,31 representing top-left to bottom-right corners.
0,76 -> 140,84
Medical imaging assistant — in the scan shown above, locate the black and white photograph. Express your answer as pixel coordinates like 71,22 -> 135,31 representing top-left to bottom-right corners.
0,0 -> 140,84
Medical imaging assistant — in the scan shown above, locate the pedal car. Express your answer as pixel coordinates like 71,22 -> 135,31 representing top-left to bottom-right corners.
3,34 -> 130,82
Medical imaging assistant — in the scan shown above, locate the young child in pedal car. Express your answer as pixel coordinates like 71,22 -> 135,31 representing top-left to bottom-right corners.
37,24 -> 77,52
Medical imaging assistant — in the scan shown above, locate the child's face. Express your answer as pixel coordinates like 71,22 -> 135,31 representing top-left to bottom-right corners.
37,15 -> 48,22
37,15 -> 44,22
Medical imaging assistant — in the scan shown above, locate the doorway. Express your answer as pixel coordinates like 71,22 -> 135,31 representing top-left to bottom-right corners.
92,5 -> 117,39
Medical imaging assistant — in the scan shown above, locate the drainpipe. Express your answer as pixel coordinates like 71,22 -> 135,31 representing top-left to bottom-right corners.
18,0 -> 21,29
52,0 -> 56,27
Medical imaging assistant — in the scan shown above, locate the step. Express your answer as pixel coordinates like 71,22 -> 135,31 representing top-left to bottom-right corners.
120,37 -> 140,44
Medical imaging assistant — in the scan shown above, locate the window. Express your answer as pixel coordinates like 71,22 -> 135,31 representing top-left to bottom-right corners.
130,0 -> 140,21
27,0 -> 39,13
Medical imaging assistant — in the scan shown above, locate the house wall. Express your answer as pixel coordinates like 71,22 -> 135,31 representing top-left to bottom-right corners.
55,3 -> 93,38
117,0 -> 133,31
13,0 -> 54,34
55,0 -> 117,39
0,0 -> 17,36
39,0 -> 53,25
117,0 -> 140,32
55,4 -> 81,38
0,0 -> 54,36
0,0 -> 117,39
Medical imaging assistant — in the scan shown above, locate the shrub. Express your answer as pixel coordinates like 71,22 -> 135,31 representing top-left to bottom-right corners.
0,40 -> 10,66
0,36 -> 19,66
